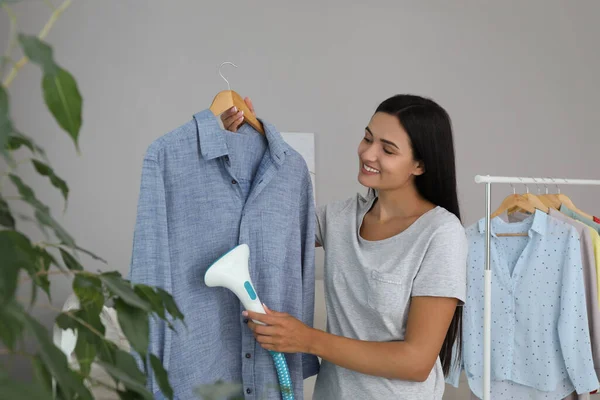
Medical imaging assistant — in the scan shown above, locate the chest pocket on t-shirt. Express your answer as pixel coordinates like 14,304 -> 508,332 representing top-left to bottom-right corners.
367,270 -> 404,314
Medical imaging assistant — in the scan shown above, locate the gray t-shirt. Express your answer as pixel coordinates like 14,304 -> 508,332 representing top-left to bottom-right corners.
312,192 -> 468,400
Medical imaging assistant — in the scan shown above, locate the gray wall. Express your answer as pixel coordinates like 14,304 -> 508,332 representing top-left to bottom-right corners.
1,1 -> 599,399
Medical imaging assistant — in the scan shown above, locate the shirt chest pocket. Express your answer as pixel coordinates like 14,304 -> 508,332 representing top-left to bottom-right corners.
367,270 -> 405,314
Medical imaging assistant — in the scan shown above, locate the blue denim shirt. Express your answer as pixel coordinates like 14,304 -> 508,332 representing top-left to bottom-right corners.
129,110 -> 319,400
448,210 -> 598,398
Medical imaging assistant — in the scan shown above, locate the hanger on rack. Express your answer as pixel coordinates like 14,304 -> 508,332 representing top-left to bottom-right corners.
536,179 -> 562,209
491,183 -> 536,219
209,62 -> 264,135
507,178 -> 550,215
492,180 -> 548,236
549,179 -> 594,219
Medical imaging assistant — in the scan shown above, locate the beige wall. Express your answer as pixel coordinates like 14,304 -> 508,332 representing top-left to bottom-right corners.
2,1 -> 599,398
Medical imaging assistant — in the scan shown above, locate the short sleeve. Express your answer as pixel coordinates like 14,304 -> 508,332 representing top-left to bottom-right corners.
315,204 -> 327,247
412,220 -> 468,302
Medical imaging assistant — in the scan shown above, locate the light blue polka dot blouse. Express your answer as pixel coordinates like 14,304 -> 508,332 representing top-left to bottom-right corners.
448,210 -> 599,399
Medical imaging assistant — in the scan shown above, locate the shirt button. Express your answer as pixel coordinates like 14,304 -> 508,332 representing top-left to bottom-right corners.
232,179 -> 237,184
245,353 -> 251,359
246,388 -> 252,394
243,318 -> 249,324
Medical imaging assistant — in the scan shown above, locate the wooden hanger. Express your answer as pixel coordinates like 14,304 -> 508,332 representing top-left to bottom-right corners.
491,183 -> 548,236
209,62 -> 264,135
506,180 -> 549,216
491,194 -> 537,219
537,181 -> 562,209
540,179 -> 594,219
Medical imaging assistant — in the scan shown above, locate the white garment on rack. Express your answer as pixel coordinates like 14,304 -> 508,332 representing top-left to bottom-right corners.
453,210 -> 599,399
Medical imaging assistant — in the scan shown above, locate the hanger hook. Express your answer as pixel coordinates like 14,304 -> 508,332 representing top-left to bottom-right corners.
218,61 -> 238,91
550,177 -> 560,194
543,178 -> 549,194
509,182 -> 516,195
518,177 -> 529,194
531,177 -> 541,194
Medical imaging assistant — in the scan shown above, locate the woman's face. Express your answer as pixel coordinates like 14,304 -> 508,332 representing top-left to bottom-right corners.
357,112 -> 424,191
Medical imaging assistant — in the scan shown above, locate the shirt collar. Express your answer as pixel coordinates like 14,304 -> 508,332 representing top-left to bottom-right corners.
193,109 -> 289,165
478,209 -> 547,237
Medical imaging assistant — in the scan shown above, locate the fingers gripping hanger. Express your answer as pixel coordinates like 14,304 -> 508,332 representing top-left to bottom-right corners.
209,62 -> 264,135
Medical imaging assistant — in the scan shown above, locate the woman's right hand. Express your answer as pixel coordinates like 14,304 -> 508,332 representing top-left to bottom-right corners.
220,97 -> 256,132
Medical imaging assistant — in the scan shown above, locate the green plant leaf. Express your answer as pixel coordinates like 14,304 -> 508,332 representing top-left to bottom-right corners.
0,230 -> 36,305
0,300 -> 24,351
100,273 -> 151,312
7,132 -> 49,162
15,213 -> 50,240
32,159 -> 69,203
55,312 -> 77,331
0,0 -> 22,6
61,248 -> 83,271
73,304 -> 104,344
134,284 -> 165,319
17,34 -> 56,74
150,354 -> 173,400
0,194 -> 15,229
117,390 -> 145,400
0,85 -> 15,165
56,306 -> 104,379
17,35 -> 82,149
43,68 -> 82,149
74,332 -> 96,378
29,245 -> 53,304
115,298 -> 149,357
73,274 -> 104,309
34,207 -> 75,249
156,288 -> 184,322
69,243 -> 107,264
31,354 -> 53,393
0,375 -> 52,400
8,174 -> 76,248
22,313 -> 93,400
96,337 -> 117,365
97,349 -> 152,400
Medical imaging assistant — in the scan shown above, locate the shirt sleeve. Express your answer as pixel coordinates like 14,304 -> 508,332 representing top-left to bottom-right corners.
412,220 -> 468,302
558,229 -> 600,394
128,155 -> 172,397
299,176 -> 320,378
315,204 -> 327,248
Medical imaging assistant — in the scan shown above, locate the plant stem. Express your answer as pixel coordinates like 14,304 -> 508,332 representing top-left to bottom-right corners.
18,269 -> 79,284
0,4 -> 17,79
64,310 -> 106,340
2,0 -> 73,88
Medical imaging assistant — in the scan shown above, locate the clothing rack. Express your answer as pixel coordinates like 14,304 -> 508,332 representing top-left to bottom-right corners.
473,175 -> 600,400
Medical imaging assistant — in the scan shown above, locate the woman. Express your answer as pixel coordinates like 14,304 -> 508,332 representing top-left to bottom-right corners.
221,94 -> 467,399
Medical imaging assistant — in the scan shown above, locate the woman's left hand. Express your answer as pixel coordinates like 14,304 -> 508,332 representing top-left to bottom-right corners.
244,305 -> 315,354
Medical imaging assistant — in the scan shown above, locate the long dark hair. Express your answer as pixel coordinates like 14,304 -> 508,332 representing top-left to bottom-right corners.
376,94 -> 462,376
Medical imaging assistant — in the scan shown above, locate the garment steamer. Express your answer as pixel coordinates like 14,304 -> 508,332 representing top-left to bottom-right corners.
204,244 -> 294,400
